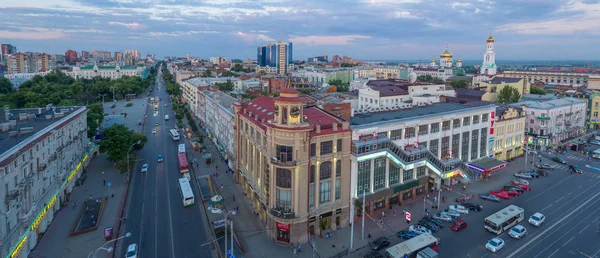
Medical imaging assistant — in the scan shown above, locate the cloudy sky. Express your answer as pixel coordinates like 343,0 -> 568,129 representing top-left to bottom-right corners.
0,0 -> 599,61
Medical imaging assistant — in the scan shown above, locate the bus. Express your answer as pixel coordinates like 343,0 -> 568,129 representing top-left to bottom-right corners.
169,129 -> 180,141
178,144 -> 186,153
178,153 -> 189,174
385,233 -> 439,258
593,149 -> 600,159
484,205 -> 525,235
178,177 -> 195,207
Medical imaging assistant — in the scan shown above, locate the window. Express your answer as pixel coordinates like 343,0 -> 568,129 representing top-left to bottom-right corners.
480,128 -> 488,157
309,183 -> 315,208
336,160 -> 341,177
461,131 -> 470,161
320,161 -> 332,180
430,123 -> 439,133
320,181 -> 331,204
373,158 -> 386,190
595,112 -> 598,118
390,129 -> 402,140
482,113 -> 489,122
320,141 -> 333,155
471,129 -> 479,160
310,165 -> 315,183
337,139 -> 342,153
453,119 -> 461,128
418,125 -> 429,135
257,134 -> 262,147
276,168 -> 292,188
403,169 -> 414,181
473,115 -> 480,124
452,134 -> 460,158
276,188 -> 291,211
389,162 -> 401,185
357,161 -> 371,194
276,145 -> 293,162
463,117 -> 470,126
441,136 -> 450,157
335,178 -> 341,200
405,127 -> 416,138
310,143 -> 316,157
251,127 -> 255,140
429,139 -> 439,157
416,166 -> 426,177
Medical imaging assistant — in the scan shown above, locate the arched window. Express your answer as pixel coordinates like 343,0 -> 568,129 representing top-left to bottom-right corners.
320,161 -> 332,180
336,160 -> 342,177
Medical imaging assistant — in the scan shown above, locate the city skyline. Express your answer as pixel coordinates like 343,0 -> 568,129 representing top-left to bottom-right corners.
0,0 -> 599,60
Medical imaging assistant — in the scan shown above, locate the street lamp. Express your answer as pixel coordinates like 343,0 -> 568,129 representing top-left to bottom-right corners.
87,232 -> 131,258
127,140 -> 142,174
223,210 -> 237,258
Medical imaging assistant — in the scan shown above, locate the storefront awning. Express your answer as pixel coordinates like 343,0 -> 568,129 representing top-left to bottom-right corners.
467,157 -> 507,173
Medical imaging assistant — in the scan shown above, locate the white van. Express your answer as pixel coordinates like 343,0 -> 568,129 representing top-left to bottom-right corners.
165,115 -> 169,121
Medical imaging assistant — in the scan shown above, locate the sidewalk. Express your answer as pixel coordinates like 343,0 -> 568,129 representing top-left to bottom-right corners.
29,153 -> 127,258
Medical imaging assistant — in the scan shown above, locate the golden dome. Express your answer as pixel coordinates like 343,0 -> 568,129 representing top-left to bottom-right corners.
440,48 -> 453,58
457,59 -> 462,62
487,33 -> 495,43
431,58 -> 436,62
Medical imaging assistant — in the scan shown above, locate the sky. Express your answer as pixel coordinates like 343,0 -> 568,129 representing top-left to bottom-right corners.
1,0 -> 599,61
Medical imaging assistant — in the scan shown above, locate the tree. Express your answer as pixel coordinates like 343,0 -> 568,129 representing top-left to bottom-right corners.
258,70 -> 267,75
87,103 -> 104,139
0,77 -> 12,94
417,75 -> 434,82
328,79 -> 342,86
214,80 -> 235,92
530,87 -> 546,95
99,124 -> 147,163
341,63 -> 355,67
497,86 -> 521,104
450,80 -> 469,89
202,70 -> 212,77
221,71 -> 236,77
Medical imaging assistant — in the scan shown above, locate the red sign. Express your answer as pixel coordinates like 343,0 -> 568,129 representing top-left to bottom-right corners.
276,222 -> 290,232
405,212 -> 411,221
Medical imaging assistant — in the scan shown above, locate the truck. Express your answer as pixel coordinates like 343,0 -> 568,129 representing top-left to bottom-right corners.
385,233 -> 438,258
416,247 -> 438,258
165,115 -> 169,121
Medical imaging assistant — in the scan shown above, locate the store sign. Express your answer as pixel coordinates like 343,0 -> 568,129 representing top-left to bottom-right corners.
30,195 -> 57,231
213,219 -> 226,229
9,236 -> 27,258
276,222 -> 290,231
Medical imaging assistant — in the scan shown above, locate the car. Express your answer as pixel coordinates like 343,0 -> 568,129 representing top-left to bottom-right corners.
485,238 -> 505,253
164,104 -> 167,107
152,129 -> 156,134
157,155 -> 163,162
508,224 -> 527,239
433,213 -> 453,222
154,121 -> 159,126
408,225 -> 432,235
526,148 -> 537,155
397,229 -> 418,239
490,191 -> 510,199
420,220 -> 441,231
535,163 -> 555,170
417,221 -> 438,232
512,183 -> 532,191
514,173 -> 533,179
523,171 -> 540,178
364,251 -> 384,258
583,148 -> 595,155
513,179 -> 530,185
126,243 -> 138,258
462,202 -> 483,211
499,189 -> 520,197
569,165 -> 583,174
448,205 -> 469,214
141,164 -> 148,173
529,212 -> 546,226
552,156 -> 567,164
480,193 -> 500,202
589,140 -> 600,145
369,237 -> 390,251
441,210 -> 460,218
503,185 -> 524,193
423,218 -> 445,228
450,219 -> 468,232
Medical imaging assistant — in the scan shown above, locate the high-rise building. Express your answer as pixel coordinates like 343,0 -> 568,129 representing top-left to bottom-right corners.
1,44 -> 17,62
81,51 -> 90,60
307,56 -> 328,63
65,49 -> 78,63
115,52 -> 123,62
124,50 -> 140,60
257,41 -> 293,75
54,54 -> 65,64
34,53 -> 50,72
7,53 -> 30,74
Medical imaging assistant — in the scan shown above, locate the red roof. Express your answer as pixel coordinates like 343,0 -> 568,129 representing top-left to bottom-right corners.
280,88 -> 297,94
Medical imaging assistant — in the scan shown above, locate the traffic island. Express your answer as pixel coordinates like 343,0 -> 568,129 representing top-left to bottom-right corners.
70,197 -> 107,236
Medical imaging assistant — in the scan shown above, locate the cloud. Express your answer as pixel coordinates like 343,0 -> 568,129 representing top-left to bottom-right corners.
289,35 -> 372,45
0,27 -> 66,40
148,31 -> 220,37
235,31 -> 275,44
108,22 -> 144,29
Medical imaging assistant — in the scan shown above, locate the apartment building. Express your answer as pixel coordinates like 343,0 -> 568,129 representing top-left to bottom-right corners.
0,105 -> 90,258
64,50 -> 78,64
478,77 -> 530,102
196,90 -> 238,168
66,64 -> 148,80
257,42 -> 293,75
123,50 -> 140,60
513,98 -> 587,146
589,93 -> 600,130
492,105 -> 526,161
413,68 -> 454,81
232,89 -> 352,245
292,69 -> 353,86
498,70 -> 597,88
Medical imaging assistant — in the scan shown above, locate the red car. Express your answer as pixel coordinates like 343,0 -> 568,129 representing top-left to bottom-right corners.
490,190 -> 510,199
499,189 -> 520,197
512,183 -> 531,191
450,219 -> 468,232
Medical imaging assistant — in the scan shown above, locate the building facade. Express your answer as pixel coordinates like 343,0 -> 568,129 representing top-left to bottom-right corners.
196,90 -> 238,168
257,42 -> 293,75
357,80 -> 455,113
66,64 -> 147,79
479,77 -> 530,102
513,98 -> 587,146
498,70 -> 595,88
480,34 -> 497,75
413,68 -> 454,81
293,69 -> 354,86
492,106 -> 526,161
65,50 -> 78,64
589,93 -> 600,129
124,50 -> 140,60
0,105 -> 91,258
232,89 -> 352,245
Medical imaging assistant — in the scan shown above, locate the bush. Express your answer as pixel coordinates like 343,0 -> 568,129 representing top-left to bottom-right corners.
125,102 -> 133,107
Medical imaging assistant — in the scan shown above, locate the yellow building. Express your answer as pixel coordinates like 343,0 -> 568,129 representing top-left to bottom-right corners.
493,105 -> 526,160
589,93 -> 600,129
479,77 -> 530,102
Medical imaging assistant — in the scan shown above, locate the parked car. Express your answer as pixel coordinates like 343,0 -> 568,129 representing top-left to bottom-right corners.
528,212 -> 546,226
552,156 -> 567,164
583,148 -> 595,155
157,155 -> 163,162
450,219 -> 468,232
499,189 -> 520,197
433,213 -> 453,222
126,244 -> 138,258
490,191 -> 510,199
523,171 -> 540,178
141,164 -> 148,173
480,193 -> 501,202
512,183 -> 532,191
589,140 -> 600,145
462,202 -> 483,211
409,225 -> 432,235
535,163 -> 555,170
485,238 -> 505,253
441,210 -> 460,218
513,179 -> 530,185
503,185 -> 524,193
397,230 -> 418,239
424,218 -> 445,228
448,205 -> 469,214
417,221 -> 439,232
151,129 -> 156,134
509,225 -> 528,239
526,148 -> 537,155
569,165 -> 583,174
514,173 -> 533,179
370,237 -> 390,251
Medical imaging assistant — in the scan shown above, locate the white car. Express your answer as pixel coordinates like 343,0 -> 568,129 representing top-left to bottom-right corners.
508,224 -> 527,239
448,205 -> 469,214
433,214 -> 453,222
141,164 -> 148,173
485,237 -> 505,253
514,173 -> 533,179
529,212 -> 546,226
408,225 -> 432,235
513,179 -> 530,185
441,210 -> 460,218
152,129 -> 156,134
126,243 -> 138,258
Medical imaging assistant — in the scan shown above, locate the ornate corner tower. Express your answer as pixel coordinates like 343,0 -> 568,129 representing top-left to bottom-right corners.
480,33 -> 497,75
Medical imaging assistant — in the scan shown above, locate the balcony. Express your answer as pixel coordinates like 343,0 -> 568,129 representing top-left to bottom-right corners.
38,164 -> 47,172
49,153 -> 57,161
270,207 -> 296,219
537,116 -> 550,120
271,157 -> 297,167
5,190 -> 20,201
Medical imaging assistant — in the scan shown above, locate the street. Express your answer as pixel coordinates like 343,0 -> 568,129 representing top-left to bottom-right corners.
118,71 -> 212,258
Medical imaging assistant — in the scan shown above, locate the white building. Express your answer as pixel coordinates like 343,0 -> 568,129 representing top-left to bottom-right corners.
4,72 -> 51,89
413,68 -> 454,81
242,78 -> 261,90
0,105 -> 91,258
472,33 -> 498,86
196,90 -> 238,168
66,64 -> 147,79
209,57 -> 227,65
512,98 -> 587,146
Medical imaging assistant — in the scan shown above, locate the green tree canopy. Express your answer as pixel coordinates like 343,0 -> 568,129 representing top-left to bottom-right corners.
86,103 -> 104,138
214,80 -> 235,92
450,80 -> 469,89
99,124 -> 147,162
529,87 -> 546,95
497,86 -> 521,104
0,77 -> 13,94
221,71 -> 236,77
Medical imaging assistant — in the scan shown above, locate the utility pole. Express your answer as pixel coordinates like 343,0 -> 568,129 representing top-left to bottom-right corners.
98,94 -> 108,106
361,188 -> 368,240
349,197 -> 354,250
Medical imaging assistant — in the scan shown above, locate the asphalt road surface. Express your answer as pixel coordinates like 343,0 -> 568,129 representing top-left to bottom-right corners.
118,70 -> 213,258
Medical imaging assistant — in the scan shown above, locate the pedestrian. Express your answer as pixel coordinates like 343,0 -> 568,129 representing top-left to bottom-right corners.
216,171 -> 219,177
216,164 -> 219,170
462,184 -> 466,192
221,184 -> 224,190
233,195 -> 235,202
393,209 -> 397,216
89,194 -> 93,200
102,171 -> 105,176
433,196 -> 437,203
293,247 -> 297,256
236,206 -> 239,213
103,179 -> 106,186
442,196 -> 446,202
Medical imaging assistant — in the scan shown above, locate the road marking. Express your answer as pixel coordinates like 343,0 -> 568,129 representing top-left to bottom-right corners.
547,249 -> 560,258
555,197 -> 564,203
593,246 -> 600,257
593,217 -> 600,223
163,117 -> 177,258
506,190 -> 600,258
524,175 -> 574,203
563,236 -> 575,246
541,204 -> 553,211
580,225 -> 589,234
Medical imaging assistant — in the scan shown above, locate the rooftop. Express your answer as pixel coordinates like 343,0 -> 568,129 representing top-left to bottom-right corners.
202,90 -> 238,113
350,102 -> 495,128
521,93 -> 557,101
0,105 -> 85,156
489,77 -> 523,84
187,77 -> 241,87
455,88 -> 486,99
513,97 -> 586,110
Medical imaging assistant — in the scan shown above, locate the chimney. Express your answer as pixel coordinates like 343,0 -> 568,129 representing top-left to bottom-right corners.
333,123 -> 338,131
316,125 -> 321,134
